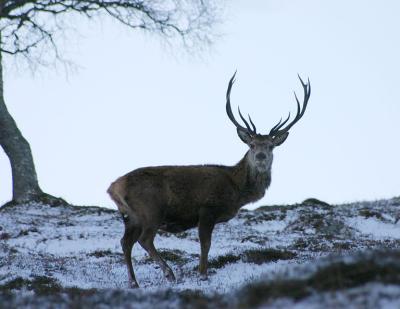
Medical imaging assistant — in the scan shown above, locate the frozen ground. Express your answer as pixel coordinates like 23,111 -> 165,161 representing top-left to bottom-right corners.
0,197 -> 400,308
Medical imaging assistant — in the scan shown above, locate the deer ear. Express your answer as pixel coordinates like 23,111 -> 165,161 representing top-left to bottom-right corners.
236,128 -> 252,144
273,132 -> 289,146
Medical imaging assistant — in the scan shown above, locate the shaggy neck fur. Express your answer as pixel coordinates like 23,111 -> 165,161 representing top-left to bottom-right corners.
232,151 -> 271,206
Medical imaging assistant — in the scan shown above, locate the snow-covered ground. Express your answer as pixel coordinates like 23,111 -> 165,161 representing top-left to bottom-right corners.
0,197 -> 399,308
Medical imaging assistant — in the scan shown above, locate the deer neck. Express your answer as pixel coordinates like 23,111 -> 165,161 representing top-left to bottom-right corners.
232,151 -> 271,206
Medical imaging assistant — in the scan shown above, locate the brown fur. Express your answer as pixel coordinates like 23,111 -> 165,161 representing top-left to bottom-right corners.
107,151 -> 271,287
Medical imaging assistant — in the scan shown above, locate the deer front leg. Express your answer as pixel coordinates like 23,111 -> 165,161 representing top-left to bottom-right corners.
198,211 -> 215,280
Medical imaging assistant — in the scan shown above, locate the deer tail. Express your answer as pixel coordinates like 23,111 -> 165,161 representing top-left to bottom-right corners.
107,182 -> 139,226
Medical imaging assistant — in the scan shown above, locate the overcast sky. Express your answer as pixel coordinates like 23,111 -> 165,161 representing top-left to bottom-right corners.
1,0 -> 399,209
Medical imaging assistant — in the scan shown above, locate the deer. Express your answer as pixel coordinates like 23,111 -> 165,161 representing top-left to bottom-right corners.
107,72 -> 311,288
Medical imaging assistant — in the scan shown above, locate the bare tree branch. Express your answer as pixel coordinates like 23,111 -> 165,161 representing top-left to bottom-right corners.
0,0 -> 220,64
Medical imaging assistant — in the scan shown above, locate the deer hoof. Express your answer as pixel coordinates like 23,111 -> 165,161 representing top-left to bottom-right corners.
200,273 -> 208,281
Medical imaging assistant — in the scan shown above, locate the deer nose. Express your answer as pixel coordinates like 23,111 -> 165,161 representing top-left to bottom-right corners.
256,152 -> 266,160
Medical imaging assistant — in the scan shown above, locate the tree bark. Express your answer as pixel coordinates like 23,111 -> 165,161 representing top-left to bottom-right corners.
0,51 -> 44,202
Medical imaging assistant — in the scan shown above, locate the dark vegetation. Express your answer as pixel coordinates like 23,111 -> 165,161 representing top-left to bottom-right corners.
208,248 -> 296,269
0,276 -> 62,295
236,250 -> 400,308
146,249 -> 191,266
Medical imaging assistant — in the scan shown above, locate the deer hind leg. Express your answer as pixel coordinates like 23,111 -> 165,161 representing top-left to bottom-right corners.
121,222 -> 142,288
139,228 -> 176,283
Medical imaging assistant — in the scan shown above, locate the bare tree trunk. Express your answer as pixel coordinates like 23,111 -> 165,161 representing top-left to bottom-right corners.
0,51 -> 43,202
0,42 -> 66,206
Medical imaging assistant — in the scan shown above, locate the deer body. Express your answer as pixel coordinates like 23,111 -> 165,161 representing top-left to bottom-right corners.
110,153 -> 270,232
108,73 -> 311,287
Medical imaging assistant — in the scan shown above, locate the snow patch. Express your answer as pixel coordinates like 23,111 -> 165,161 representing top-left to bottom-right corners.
347,217 -> 400,239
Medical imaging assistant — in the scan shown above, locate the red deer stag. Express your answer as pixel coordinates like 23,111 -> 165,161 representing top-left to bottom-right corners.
108,72 -> 311,287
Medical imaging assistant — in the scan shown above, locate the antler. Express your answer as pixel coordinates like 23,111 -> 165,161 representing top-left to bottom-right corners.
226,72 -> 257,135
269,75 -> 311,137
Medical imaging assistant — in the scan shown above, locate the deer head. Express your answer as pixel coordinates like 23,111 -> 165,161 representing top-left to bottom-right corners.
226,72 -> 311,173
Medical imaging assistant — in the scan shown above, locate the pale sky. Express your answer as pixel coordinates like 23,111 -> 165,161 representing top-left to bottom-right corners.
1,0 -> 399,209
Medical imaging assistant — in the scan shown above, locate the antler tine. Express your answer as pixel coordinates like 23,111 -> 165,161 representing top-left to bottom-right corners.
269,117 -> 282,135
226,72 -> 256,134
270,75 -> 311,137
238,107 -> 256,134
248,114 -> 257,133
269,112 -> 290,135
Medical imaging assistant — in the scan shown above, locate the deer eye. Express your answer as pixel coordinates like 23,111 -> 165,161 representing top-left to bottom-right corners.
250,144 -> 255,149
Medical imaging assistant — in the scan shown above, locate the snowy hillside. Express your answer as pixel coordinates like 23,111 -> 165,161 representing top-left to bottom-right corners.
1,198 -> 400,308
